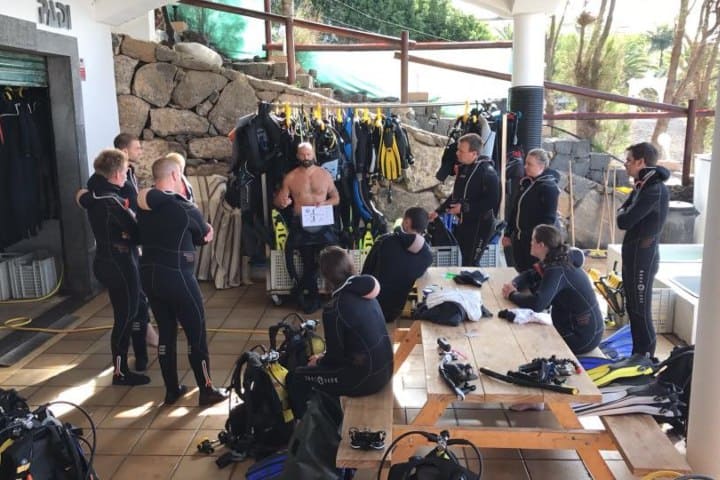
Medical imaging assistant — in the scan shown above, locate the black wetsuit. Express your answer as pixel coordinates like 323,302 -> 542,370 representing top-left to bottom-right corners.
78,174 -> 148,375
287,275 -> 393,418
285,215 -> 338,311
437,158 -> 499,266
506,169 -> 560,272
362,231 -> 433,322
509,249 -> 604,354
137,189 -> 216,396
617,166 -> 670,356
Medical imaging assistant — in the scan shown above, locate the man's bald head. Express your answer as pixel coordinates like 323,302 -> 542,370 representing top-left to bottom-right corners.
152,156 -> 180,182
297,142 -> 315,168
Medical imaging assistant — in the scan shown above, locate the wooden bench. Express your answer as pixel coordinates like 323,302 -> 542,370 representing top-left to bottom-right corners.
602,414 -> 691,476
336,382 -> 394,470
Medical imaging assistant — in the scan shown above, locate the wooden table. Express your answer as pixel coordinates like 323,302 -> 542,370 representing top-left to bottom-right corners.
392,267 -> 619,480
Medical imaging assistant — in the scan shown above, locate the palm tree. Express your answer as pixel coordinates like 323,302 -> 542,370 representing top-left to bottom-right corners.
646,25 -> 674,68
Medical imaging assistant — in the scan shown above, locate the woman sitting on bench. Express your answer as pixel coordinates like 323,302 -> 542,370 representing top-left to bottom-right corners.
501,224 -> 604,354
286,246 -> 394,418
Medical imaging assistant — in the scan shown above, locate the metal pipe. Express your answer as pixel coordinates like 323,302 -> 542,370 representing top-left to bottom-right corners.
285,16 -> 295,85
264,40 -> 512,52
683,98 -> 697,186
546,110 -> 715,120
396,53 -> 690,114
263,0 -> 271,60
400,31 -> 409,104
178,0 -> 411,45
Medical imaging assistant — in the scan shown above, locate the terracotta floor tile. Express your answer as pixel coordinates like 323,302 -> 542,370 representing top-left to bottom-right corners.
44,367 -> 112,387
149,406 -> 205,430
115,386 -> 166,407
455,408 -> 509,428
56,404 -> 113,429
82,385 -> 132,406
111,454 -> 179,479
132,428 -> 196,455
94,428 -> 144,455
467,459 -> 530,479
99,404 -> 158,429
173,455 -> 235,479
521,448 -> 580,460
4,368 -> 65,386
90,454 -> 125,479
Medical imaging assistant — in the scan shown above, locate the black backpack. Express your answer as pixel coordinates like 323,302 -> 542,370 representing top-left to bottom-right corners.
0,390 -> 98,480
268,314 -> 326,373
231,102 -> 288,176
380,430 -> 482,480
655,345 -> 694,434
222,349 -> 295,463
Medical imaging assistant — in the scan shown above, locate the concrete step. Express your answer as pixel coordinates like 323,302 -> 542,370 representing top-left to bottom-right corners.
310,87 -> 334,99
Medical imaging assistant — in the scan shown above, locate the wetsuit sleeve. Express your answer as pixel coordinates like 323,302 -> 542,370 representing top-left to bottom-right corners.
77,191 -> 93,209
539,183 -> 560,226
506,191 -> 518,237
109,201 -> 139,244
616,185 -> 660,231
361,242 -> 380,275
509,266 -> 564,312
187,206 -> 210,245
512,268 -> 541,291
318,305 -> 345,367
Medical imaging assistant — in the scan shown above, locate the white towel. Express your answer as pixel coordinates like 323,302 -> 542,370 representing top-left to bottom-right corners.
425,290 -> 483,322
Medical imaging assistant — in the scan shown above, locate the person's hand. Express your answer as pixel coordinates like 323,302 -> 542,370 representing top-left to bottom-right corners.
446,203 -> 461,215
501,236 -> 512,248
428,210 -> 438,221
501,283 -> 517,299
279,196 -> 293,208
308,353 -> 324,367
204,223 -> 214,243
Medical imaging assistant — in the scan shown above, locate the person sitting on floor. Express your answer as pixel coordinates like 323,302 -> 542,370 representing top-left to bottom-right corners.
361,207 -> 433,323
501,224 -> 604,355
286,246 -> 393,418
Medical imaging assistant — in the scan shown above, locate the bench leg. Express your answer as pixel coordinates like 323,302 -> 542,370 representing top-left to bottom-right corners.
391,397 -> 451,464
547,402 -> 616,480
393,320 -> 421,374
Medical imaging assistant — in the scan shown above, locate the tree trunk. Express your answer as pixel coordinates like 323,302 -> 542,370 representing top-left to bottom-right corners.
545,1 -> 570,130
693,36 -> 719,155
651,0 -> 690,147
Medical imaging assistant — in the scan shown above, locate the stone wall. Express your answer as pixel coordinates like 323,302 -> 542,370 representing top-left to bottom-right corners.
543,138 -> 630,249
113,35 -> 449,217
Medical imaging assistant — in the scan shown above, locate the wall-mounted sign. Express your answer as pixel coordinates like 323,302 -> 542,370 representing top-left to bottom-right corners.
37,0 -> 72,30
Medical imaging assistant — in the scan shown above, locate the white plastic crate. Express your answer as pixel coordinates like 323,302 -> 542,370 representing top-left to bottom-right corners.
269,249 -> 366,292
651,288 -> 676,333
8,252 -> 57,299
477,243 -> 504,268
611,287 -> 675,334
0,253 -> 22,301
430,246 -> 461,267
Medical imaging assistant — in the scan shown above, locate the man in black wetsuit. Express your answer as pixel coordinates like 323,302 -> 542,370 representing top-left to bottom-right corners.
75,149 -> 149,385
137,157 -> 226,406
362,207 -> 433,323
617,142 -> 669,357
430,133 -> 499,266
287,246 -> 393,418
113,133 -> 156,354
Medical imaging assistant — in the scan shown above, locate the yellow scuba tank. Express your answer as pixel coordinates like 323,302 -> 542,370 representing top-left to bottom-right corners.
272,209 -> 288,250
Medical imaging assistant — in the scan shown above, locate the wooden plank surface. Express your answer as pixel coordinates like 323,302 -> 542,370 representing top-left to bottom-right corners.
602,414 -> 692,476
416,267 -> 600,404
337,382 -> 394,469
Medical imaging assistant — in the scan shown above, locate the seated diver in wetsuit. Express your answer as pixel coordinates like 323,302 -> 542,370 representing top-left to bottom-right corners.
76,149 -> 150,386
274,142 -> 340,313
286,246 -> 394,418
501,224 -> 604,355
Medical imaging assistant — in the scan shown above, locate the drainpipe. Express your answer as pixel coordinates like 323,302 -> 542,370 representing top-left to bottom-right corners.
509,13 -> 545,152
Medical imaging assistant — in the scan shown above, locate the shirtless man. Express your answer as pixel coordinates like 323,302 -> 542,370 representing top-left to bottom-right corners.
274,142 -> 340,313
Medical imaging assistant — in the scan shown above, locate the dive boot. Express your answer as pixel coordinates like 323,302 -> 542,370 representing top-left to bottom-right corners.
199,386 -> 228,407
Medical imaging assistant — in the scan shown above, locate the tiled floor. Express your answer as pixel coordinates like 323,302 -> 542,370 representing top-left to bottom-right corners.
0,277 -> 683,479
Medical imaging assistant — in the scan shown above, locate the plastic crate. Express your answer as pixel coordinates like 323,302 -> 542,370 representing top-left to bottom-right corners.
611,287 -> 675,334
651,288 -> 676,334
269,249 -> 366,293
430,246 -> 461,267
0,253 -> 22,301
477,243 -> 504,268
8,252 -> 57,299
